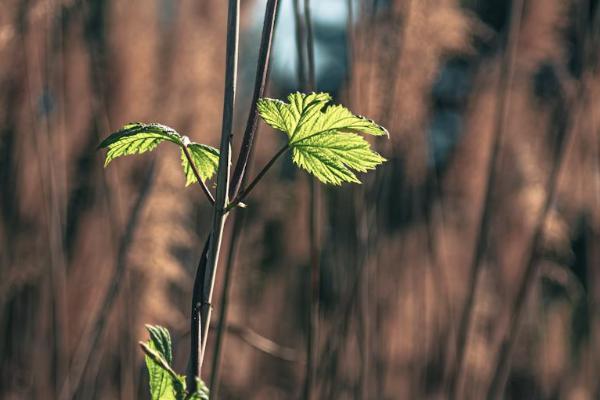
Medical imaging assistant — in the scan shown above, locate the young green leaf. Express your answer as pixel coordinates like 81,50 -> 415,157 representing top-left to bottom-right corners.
142,326 -> 179,400
141,325 -> 209,400
257,92 -> 388,185
181,143 -> 220,186
186,379 -> 210,400
293,132 -> 386,185
99,122 -> 219,186
98,123 -> 183,167
146,325 -> 173,364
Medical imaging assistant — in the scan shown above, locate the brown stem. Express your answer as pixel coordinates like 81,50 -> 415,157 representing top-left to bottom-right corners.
292,0 -> 307,89
188,236 -> 210,391
209,322 -> 299,362
188,0 -> 239,392
304,178 -> 320,400
208,208 -> 246,398
304,0 -> 316,90
486,98 -> 574,400
229,0 -> 279,199
62,161 -> 156,400
209,3 -> 280,395
486,3 -> 599,397
198,0 -> 239,377
447,0 -> 526,398
296,1 -> 319,398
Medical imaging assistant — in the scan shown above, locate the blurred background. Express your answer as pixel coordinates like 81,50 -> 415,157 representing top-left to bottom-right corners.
0,0 -> 599,399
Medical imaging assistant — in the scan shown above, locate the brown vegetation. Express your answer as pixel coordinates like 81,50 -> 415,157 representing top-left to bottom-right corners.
0,0 -> 598,399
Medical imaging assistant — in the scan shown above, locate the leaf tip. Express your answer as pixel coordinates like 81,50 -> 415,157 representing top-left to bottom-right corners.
381,126 -> 390,138
139,341 -> 151,354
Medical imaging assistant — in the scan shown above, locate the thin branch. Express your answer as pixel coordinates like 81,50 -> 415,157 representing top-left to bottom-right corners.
188,236 -> 210,390
304,0 -> 316,89
182,144 -> 215,205
301,1 -> 318,399
292,0 -> 307,89
210,1 -> 280,395
227,144 -> 289,211
188,0 -> 240,391
182,321 -> 300,362
220,322 -> 299,362
209,208 -> 247,399
305,178 -> 320,400
199,0 -> 239,377
229,0 -> 279,199
447,0 -> 526,398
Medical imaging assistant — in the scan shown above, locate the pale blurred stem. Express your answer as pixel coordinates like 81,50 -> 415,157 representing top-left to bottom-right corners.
181,144 -> 215,205
355,185 -> 370,399
379,0 -> 413,126
486,5 -> 599,398
188,0 -> 239,392
304,0 -> 315,89
448,0 -> 525,398
292,0 -> 307,89
63,161 -> 156,400
305,179 -> 320,400
302,0 -> 319,399
486,123 -> 571,400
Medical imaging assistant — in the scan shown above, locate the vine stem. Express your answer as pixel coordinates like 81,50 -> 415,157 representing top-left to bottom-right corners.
210,0 -> 280,396
226,144 -> 289,211
188,0 -> 239,392
181,144 -> 215,205
229,0 -> 279,199
208,208 -> 246,399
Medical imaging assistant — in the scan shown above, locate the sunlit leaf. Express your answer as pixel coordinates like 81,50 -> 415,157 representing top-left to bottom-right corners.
142,325 -> 179,400
141,325 -> 209,400
99,123 -> 219,188
181,143 -> 220,186
293,132 -> 386,185
98,123 -> 183,166
257,92 -> 388,184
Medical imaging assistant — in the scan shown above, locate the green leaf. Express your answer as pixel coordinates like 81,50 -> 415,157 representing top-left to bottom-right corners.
257,92 -> 388,184
257,92 -> 332,139
141,325 -> 209,400
99,122 -> 220,187
181,143 -> 220,186
98,123 -> 183,166
186,379 -> 210,400
293,132 -> 386,185
146,325 -> 173,364
142,325 -> 180,400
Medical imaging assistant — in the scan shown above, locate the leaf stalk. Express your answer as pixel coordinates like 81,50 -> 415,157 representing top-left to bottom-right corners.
182,144 -> 216,205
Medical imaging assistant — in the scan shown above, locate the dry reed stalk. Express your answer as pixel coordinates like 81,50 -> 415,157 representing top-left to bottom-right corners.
448,1 -> 526,398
